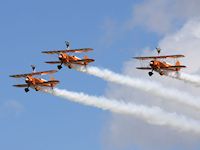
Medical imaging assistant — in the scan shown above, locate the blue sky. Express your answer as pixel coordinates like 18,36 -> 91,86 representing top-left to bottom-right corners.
0,0 -> 163,150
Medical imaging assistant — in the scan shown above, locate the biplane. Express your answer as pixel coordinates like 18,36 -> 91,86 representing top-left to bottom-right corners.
133,48 -> 186,76
42,41 -> 95,70
10,65 -> 59,92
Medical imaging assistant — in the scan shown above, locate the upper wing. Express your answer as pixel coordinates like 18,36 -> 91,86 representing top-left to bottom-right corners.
42,48 -> 93,54
13,84 -> 28,88
10,70 -> 58,78
133,55 -> 185,60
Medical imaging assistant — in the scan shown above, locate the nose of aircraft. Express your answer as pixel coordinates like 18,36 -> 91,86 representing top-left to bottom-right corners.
58,54 -> 63,60
150,61 -> 154,66
25,77 -> 29,83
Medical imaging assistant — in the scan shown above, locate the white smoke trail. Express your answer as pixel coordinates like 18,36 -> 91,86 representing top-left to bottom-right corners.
167,72 -> 200,87
43,88 -> 200,134
75,66 -> 200,110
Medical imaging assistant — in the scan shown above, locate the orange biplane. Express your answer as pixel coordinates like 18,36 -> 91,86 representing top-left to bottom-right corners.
10,66 -> 59,92
133,48 -> 186,76
42,41 -> 95,70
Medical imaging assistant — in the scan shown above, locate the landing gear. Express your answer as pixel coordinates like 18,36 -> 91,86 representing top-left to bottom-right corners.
35,87 -> 40,91
24,88 -> 29,93
68,65 -> 72,69
148,71 -> 153,76
57,65 -> 62,70
159,71 -> 164,76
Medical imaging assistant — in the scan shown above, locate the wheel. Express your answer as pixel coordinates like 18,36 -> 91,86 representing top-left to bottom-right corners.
148,72 -> 153,76
35,87 -> 40,91
24,88 -> 29,93
57,65 -> 62,70
159,71 -> 164,76
68,65 -> 72,69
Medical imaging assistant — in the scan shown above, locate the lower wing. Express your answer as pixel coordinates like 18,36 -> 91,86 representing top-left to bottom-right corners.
136,67 -> 152,70
13,84 -> 28,88
45,61 -> 61,64
10,70 -> 57,78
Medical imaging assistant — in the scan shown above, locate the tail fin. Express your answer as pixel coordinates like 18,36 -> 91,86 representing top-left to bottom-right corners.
49,77 -> 59,89
84,55 -> 89,59
83,56 -> 89,65
175,61 -> 181,71
50,76 -> 55,81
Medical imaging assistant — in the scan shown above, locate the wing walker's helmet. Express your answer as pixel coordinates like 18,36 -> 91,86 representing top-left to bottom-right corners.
156,47 -> 161,55
65,41 -> 70,49
31,65 -> 36,72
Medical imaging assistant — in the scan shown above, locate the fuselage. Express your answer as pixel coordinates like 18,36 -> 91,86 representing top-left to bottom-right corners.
149,60 -> 178,75
150,60 -> 176,70
58,53 -> 89,66
58,53 -> 81,62
25,76 -> 56,87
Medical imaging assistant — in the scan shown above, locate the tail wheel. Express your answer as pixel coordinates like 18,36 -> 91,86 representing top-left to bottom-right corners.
68,65 -> 72,69
148,72 -> 153,76
35,87 -> 40,91
57,65 -> 62,70
84,62 -> 88,66
159,71 -> 164,76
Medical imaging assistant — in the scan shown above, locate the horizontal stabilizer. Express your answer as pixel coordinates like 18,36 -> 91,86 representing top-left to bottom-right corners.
71,59 -> 95,64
